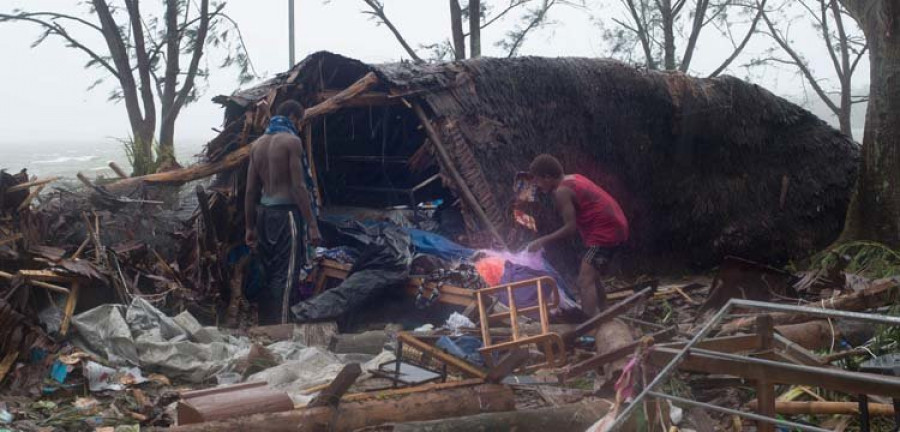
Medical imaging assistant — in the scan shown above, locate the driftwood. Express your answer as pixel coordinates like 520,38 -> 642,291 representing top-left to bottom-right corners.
384,399 -> 613,432
168,383 -> 514,432
108,72 -> 381,191
721,279 -> 899,333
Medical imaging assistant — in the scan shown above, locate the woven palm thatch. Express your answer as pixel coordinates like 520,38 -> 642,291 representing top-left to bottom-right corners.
207,51 -> 858,269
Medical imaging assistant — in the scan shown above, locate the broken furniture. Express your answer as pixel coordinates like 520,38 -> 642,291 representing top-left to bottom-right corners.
311,258 -> 352,295
476,276 -> 565,370
396,332 -> 487,379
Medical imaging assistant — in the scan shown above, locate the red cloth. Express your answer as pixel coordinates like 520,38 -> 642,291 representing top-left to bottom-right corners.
561,174 -> 629,247
475,256 -> 506,287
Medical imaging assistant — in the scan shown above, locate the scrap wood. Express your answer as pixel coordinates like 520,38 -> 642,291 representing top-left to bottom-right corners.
0,351 -> 18,383
397,332 -> 487,379
5,176 -> 59,194
17,183 -> 47,211
0,232 -> 23,248
720,278 -> 899,333
307,363 -> 362,408
558,327 -> 676,383
566,286 -> 653,343
485,348 -> 530,383
0,270 -> 69,294
167,383 -> 515,432
747,400 -> 896,416
342,379 -> 483,402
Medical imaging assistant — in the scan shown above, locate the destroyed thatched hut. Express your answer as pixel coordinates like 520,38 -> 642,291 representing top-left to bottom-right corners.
204,51 -> 858,271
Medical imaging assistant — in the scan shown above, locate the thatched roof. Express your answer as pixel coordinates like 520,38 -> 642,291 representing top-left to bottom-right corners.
207,51 -> 859,269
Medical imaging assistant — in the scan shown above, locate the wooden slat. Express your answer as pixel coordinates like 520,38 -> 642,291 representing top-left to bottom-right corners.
397,332 -> 487,379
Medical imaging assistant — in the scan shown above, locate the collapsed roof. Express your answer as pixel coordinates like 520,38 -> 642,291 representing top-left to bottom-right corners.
206,51 -> 859,269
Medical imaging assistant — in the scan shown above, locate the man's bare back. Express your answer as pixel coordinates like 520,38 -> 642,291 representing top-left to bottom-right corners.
245,131 -> 320,247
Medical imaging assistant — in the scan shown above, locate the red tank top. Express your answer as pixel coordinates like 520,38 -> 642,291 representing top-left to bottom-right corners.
561,174 -> 629,247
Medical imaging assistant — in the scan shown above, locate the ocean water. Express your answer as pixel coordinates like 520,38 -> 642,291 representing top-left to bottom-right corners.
0,140 -> 206,179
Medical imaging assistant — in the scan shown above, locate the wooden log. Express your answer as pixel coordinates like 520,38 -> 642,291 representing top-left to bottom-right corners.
774,320 -> 838,351
5,176 -> 59,193
307,363 -> 362,408
411,102 -> 506,248
721,279 -> 899,333
746,400 -> 896,416
168,383 -> 514,432
385,399 -> 613,432
108,72 -> 381,191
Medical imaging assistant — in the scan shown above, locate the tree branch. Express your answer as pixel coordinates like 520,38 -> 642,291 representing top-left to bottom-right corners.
762,11 -> 840,114
479,0 -> 531,31
92,0 -> 146,134
124,0 -> 156,128
502,0 -> 557,57
849,41 -> 868,75
623,0 -> 657,69
818,0 -> 845,81
679,0 -> 710,72
0,12 -> 119,79
172,0 -> 210,116
362,0 -> 423,63
708,0 -> 767,77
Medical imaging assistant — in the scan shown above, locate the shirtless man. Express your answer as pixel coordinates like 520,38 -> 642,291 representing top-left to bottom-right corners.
245,100 -> 321,325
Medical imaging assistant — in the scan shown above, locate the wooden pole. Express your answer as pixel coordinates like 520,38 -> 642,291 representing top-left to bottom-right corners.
410,102 -> 505,247
388,400 -> 613,432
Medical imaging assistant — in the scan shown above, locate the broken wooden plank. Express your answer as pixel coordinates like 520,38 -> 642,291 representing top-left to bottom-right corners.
0,270 -> 70,295
169,383 -> 514,432
59,280 -> 80,336
397,332 -> 487,379
567,286 -> 652,343
485,349 -> 530,383
5,176 -> 59,193
558,327 -> 676,383
307,363 -> 362,408
0,351 -> 18,383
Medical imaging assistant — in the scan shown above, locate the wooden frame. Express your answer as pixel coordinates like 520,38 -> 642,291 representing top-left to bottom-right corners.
475,277 -> 565,370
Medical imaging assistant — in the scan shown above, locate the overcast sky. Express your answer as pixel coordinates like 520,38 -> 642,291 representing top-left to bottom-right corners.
0,0 -> 869,147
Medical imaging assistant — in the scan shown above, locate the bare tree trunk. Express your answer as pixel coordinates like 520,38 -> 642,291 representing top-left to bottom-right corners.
469,0 -> 481,58
450,0 -> 466,60
846,8 -> 900,244
661,0 -> 676,70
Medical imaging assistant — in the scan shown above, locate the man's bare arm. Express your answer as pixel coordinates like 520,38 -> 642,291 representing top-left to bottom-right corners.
244,144 -> 262,244
527,187 -> 577,251
288,137 -> 321,238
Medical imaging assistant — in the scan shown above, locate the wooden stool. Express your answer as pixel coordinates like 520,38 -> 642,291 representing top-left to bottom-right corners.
312,259 -> 352,295
475,276 -> 565,370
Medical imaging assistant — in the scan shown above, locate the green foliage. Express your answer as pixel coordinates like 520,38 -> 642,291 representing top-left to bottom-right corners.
810,240 -> 900,280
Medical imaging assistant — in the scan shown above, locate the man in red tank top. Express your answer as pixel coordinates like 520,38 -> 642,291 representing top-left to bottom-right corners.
525,154 -> 629,316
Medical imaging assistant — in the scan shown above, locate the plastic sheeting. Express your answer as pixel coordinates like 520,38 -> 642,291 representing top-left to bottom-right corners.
292,223 -> 412,322
72,297 -> 253,382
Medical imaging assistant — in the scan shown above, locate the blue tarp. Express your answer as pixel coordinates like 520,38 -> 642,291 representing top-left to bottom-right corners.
406,228 -> 474,261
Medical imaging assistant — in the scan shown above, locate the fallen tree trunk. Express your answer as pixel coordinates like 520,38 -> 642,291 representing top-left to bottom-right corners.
721,280 -> 898,334
108,72 -> 380,192
167,383 -> 514,432
747,400 -> 895,416
384,399 -> 612,432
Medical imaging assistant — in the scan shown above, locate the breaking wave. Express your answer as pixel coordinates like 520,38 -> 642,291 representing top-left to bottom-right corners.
33,155 -> 99,165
